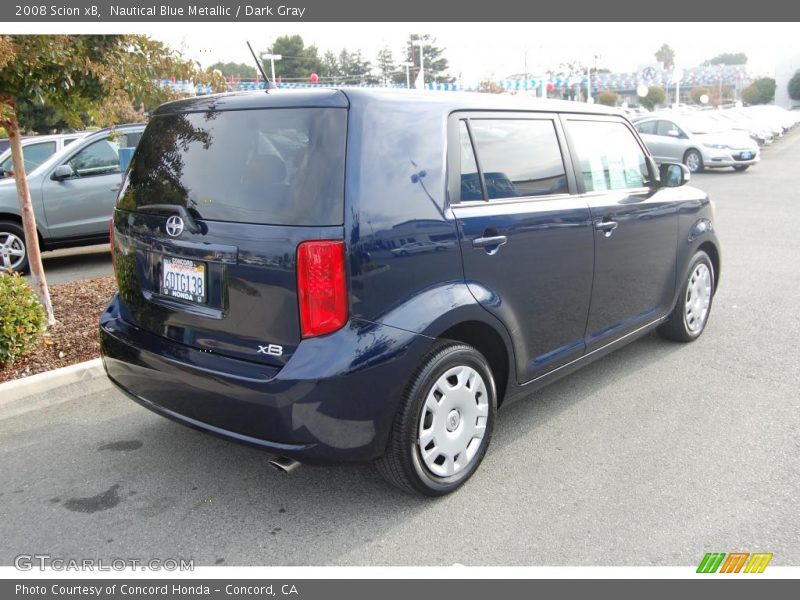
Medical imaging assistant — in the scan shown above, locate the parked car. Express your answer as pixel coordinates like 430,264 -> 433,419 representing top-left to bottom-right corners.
391,240 -> 455,256
0,132 -> 89,179
100,90 -> 720,496
707,110 -> 773,146
0,124 -> 145,272
633,113 -> 759,172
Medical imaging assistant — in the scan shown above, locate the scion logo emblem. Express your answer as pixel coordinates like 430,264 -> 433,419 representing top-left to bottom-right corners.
165,215 -> 184,237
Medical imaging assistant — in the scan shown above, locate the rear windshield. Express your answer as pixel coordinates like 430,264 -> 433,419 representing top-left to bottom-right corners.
118,108 -> 347,226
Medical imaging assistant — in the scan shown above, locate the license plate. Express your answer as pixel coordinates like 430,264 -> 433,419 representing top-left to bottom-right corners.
740,152 -> 752,160
161,257 -> 206,304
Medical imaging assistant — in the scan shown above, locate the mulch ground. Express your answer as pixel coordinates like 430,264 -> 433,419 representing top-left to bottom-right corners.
0,276 -> 117,383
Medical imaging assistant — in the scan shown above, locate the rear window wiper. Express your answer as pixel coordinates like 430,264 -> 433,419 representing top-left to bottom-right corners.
138,204 -> 201,234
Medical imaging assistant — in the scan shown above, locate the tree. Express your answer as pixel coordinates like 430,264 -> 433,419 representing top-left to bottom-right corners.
704,52 -> 747,66
337,49 -> 371,83
321,50 -> 340,80
788,69 -> 800,101
655,44 -> 675,70
208,61 -> 257,79
690,86 -> 712,104
597,91 -> 619,106
0,35 -> 224,325
741,77 -> 776,105
267,35 -> 323,81
640,86 -> 667,110
394,34 -> 452,85
375,46 -> 396,84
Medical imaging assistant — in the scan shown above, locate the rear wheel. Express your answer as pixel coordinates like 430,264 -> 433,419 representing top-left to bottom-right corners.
376,342 -> 497,496
733,165 -> 750,172
684,149 -> 704,173
0,221 -> 29,273
658,250 -> 715,342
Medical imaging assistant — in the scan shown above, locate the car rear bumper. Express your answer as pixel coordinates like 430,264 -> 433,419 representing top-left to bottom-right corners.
100,295 -> 432,463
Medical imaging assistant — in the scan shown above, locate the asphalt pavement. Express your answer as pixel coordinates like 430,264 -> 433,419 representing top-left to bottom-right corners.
1,132 -> 799,566
35,243 -> 112,285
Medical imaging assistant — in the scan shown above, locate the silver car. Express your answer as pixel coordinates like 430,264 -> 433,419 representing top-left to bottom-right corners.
0,132 -> 89,179
633,113 -> 759,173
0,124 -> 144,272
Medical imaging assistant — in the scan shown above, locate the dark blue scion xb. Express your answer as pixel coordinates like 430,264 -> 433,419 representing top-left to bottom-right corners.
100,89 -> 720,495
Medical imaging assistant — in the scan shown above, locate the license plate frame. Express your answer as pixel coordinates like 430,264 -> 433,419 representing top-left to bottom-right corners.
161,256 -> 207,304
740,151 -> 753,160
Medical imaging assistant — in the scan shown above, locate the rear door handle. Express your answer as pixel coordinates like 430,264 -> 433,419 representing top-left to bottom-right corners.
472,235 -> 507,253
595,220 -> 618,237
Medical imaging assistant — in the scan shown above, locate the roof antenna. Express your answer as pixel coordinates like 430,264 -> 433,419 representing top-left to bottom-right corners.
247,41 -> 274,91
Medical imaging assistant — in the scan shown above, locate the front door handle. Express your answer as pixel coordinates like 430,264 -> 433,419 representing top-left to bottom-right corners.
472,235 -> 507,255
595,220 -> 618,237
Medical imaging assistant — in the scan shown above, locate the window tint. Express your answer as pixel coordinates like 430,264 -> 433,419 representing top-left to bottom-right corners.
635,120 -> 657,135
567,120 -> 651,192
22,141 -> 57,171
119,108 -> 346,226
68,138 -> 120,177
469,119 -> 568,200
459,121 -> 482,201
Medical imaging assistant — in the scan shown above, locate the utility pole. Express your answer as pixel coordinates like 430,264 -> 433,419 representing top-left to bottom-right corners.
413,39 -> 428,88
400,61 -> 413,89
261,53 -> 282,83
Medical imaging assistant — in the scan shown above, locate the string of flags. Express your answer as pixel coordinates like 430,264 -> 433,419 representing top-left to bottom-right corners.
161,65 -> 753,97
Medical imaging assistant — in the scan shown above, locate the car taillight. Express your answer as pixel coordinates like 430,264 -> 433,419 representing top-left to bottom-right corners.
296,240 -> 347,338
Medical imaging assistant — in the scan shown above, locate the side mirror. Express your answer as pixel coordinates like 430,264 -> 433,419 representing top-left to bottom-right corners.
660,163 -> 690,188
51,164 -> 74,181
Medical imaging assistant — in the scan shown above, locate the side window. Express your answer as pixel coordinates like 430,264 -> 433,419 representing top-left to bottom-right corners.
459,121 -> 482,201
469,119 -> 568,200
656,120 -> 682,138
67,138 -> 120,177
566,120 -> 651,192
635,120 -> 657,135
22,141 -> 57,171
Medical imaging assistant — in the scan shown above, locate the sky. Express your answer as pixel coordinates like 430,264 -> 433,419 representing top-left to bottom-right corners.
5,21 -> 794,82
146,22 -> 795,82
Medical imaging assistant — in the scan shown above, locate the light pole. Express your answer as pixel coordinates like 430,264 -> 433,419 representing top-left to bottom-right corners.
674,66 -> 683,109
400,61 -> 413,89
261,53 -> 282,83
412,39 -> 428,89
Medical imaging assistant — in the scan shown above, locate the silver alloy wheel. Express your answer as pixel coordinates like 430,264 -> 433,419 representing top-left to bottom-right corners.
685,263 -> 712,333
685,151 -> 701,173
0,231 -> 26,270
417,365 -> 489,477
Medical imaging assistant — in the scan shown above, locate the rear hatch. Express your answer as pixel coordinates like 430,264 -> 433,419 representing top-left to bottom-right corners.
112,93 -> 348,368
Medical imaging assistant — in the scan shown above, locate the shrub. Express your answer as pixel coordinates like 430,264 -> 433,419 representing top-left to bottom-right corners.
597,91 -> 619,106
640,86 -> 666,110
0,270 -> 46,365
742,77 -> 776,105
788,70 -> 800,101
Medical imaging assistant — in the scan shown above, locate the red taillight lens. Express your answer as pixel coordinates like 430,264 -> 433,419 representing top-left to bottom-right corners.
296,240 -> 348,338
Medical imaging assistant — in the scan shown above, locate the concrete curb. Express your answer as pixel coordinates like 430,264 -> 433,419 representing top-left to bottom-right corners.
0,358 -> 112,420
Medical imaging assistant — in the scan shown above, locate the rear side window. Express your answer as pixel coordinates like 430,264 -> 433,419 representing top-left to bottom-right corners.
468,119 -> 568,200
566,120 -> 651,192
118,108 -> 347,226
635,120 -> 657,135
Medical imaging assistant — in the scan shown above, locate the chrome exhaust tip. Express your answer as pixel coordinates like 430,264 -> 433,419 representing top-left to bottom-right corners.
269,456 -> 300,473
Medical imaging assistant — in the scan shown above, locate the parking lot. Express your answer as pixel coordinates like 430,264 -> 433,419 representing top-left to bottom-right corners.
1,131 -> 799,567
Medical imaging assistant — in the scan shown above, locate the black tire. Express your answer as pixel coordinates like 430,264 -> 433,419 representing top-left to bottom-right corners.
658,250 -> 715,343
733,165 -> 750,172
684,149 -> 704,173
376,342 -> 497,496
0,220 -> 29,274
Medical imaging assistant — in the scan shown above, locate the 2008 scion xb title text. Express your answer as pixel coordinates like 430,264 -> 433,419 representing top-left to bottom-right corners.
13,4 -> 308,18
